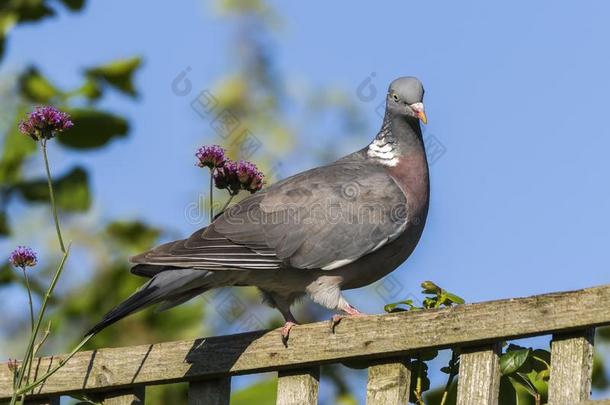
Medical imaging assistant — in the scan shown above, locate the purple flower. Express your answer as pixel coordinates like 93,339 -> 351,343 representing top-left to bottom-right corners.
214,160 -> 264,195
235,160 -> 264,193
18,106 -> 73,141
196,145 -> 226,170
9,246 -> 37,269
213,160 -> 241,195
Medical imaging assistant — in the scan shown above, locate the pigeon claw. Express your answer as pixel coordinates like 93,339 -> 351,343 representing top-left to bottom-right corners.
330,314 -> 345,333
330,305 -> 365,333
280,321 -> 297,347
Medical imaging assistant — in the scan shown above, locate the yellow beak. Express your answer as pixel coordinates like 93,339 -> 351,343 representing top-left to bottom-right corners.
410,102 -> 427,124
417,110 -> 428,125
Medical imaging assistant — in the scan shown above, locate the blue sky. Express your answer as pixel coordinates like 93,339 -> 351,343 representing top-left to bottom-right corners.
2,0 -> 610,398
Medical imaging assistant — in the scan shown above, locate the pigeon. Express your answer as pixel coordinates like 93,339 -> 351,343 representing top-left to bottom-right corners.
87,77 -> 430,342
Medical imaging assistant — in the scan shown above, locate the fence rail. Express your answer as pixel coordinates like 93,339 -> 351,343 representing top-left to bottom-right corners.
2,283 -> 610,404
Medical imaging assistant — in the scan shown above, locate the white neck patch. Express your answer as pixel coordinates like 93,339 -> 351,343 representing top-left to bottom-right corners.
367,138 -> 399,167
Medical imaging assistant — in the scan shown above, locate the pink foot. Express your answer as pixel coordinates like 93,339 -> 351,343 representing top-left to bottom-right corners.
330,305 -> 365,332
280,321 -> 298,346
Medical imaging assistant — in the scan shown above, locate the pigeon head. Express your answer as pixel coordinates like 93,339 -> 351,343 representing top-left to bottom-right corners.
386,77 -> 427,124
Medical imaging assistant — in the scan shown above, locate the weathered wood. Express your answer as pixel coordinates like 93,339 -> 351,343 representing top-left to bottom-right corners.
366,358 -> 410,405
579,401 -> 610,405
2,284 -> 610,400
548,330 -> 594,405
188,378 -> 230,405
96,387 -> 145,405
456,343 -> 501,405
276,367 -> 319,405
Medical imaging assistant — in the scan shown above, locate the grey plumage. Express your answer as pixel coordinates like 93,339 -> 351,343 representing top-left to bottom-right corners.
87,76 -> 430,336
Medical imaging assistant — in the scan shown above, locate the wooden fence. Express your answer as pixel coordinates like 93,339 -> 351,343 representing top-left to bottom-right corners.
2,283 -> 610,404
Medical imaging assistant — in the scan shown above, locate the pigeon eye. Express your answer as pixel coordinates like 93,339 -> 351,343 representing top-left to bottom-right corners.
392,94 -> 400,102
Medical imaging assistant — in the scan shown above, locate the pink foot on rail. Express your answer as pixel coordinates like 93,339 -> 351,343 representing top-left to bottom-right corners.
280,321 -> 298,347
330,305 -> 365,333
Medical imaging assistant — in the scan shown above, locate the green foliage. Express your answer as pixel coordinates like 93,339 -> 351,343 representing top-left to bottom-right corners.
0,0 -> 87,61
16,166 -> 91,212
0,106 -> 37,183
85,57 -> 142,97
385,280 -> 465,313
385,282 -> 464,404
57,109 -> 129,149
0,58 -> 141,237
105,220 -> 161,252
0,210 -> 9,235
18,67 -> 61,103
498,344 -> 550,405
231,378 -> 277,405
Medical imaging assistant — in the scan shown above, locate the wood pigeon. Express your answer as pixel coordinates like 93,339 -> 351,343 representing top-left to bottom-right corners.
87,77 -> 430,342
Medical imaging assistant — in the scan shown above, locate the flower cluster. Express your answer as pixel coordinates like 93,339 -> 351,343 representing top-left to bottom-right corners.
214,160 -> 264,195
18,106 -> 73,141
196,144 -> 264,195
9,246 -> 38,269
195,145 -> 226,169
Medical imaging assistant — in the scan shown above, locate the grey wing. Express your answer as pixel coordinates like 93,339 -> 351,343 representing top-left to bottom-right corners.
214,161 -> 409,270
132,161 -> 409,272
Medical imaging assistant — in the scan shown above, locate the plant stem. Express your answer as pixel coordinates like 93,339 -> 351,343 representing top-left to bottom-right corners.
14,334 -> 94,396
41,140 -> 66,253
22,270 -> 34,333
209,170 -> 214,222
10,247 -> 70,405
219,194 -> 235,214
439,352 -> 459,405
22,269 -> 35,389
415,358 -> 426,405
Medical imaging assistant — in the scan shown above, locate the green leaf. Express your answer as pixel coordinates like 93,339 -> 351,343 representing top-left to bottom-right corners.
57,108 -> 128,149
58,0 -> 86,11
508,375 -> 537,398
442,291 -> 465,305
0,211 -> 9,236
409,360 -> 430,404
421,280 -> 441,294
18,67 -> 60,102
593,352 -> 609,389
500,348 -> 531,375
16,166 -> 91,212
383,299 -> 416,313
85,57 -> 142,97
531,349 -> 551,370
105,221 -> 161,252
422,296 -> 437,309
231,378 -> 276,405
0,13 -> 16,62
13,0 -> 55,23
597,326 -> 610,341
525,369 -> 548,399
75,79 -> 102,100
0,106 -> 37,183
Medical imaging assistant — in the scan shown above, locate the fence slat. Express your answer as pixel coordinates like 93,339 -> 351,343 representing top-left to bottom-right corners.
188,378 -> 231,405
365,358 -> 410,405
277,367 -> 319,405
456,343 -> 501,405
548,329 -> 594,405
96,387 -> 145,405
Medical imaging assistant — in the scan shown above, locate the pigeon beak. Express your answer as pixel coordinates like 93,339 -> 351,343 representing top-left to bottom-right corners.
410,102 -> 427,124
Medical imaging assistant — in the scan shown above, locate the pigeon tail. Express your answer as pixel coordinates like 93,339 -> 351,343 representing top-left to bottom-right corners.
85,269 -> 214,336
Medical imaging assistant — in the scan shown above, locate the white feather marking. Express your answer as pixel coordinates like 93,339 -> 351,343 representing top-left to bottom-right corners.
367,143 -> 399,167
321,258 -> 355,270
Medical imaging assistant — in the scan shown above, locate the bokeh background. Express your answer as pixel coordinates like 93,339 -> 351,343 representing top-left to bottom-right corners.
1,0 -> 610,403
